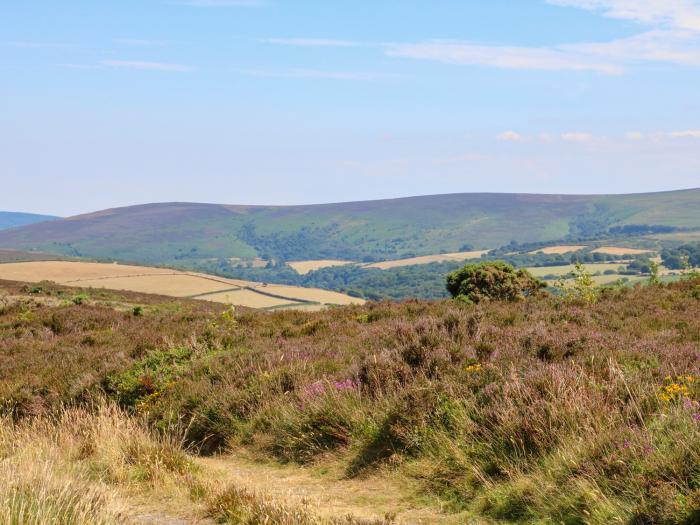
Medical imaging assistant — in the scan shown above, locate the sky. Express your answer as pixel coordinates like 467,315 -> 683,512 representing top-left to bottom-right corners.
2,0 -> 700,216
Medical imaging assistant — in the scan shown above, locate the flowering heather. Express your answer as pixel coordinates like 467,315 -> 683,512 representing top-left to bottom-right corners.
4,278 -> 700,522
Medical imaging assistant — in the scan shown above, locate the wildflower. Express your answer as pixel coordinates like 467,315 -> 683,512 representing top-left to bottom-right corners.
466,363 -> 482,374
658,375 -> 694,402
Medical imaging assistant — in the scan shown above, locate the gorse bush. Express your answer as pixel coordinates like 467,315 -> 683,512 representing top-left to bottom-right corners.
5,279 -> 700,522
446,261 -> 545,303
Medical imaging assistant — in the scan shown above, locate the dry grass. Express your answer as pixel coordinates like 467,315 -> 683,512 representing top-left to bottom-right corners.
0,402 -> 192,525
0,402 -> 411,524
591,246 -> 654,255
288,260 -> 354,275
363,251 -> 489,270
0,261 -> 360,310
528,245 -> 587,255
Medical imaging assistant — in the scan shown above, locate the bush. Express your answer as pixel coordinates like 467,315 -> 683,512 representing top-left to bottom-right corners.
446,261 -> 545,304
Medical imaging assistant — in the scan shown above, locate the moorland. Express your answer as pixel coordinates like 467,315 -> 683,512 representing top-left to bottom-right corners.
3,271 -> 700,523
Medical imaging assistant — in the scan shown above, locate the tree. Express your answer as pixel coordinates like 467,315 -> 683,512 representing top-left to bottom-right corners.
446,261 -> 545,304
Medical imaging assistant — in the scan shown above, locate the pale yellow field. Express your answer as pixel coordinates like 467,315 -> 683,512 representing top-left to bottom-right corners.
0,261 -> 362,310
71,274 -> 231,297
0,261 -> 173,282
288,259 -> 353,275
364,250 -> 489,270
201,289 -> 299,309
591,246 -> 654,255
526,263 -> 625,278
529,245 -> 587,255
253,284 -> 365,305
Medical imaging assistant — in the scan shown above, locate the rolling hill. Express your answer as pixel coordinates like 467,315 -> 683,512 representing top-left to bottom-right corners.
0,189 -> 698,266
0,211 -> 57,230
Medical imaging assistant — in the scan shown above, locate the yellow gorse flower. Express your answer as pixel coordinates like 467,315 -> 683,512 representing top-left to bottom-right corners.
658,375 -> 695,402
466,363 -> 482,373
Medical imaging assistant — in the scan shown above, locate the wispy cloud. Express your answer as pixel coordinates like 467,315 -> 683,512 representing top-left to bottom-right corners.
263,1 -> 700,75
113,39 -> 168,46
236,68 -> 390,80
8,41 -> 66,49
669,129 -> 700,138
547,0 -> 700,32
385,41 -> 622,74
101,60 -> 194,72
263,38 -> 365,48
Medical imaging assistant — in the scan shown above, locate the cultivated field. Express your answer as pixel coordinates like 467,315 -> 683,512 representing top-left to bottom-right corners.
0,261 -> 363,310
363,250 -> 489,270
525,262 -> 624,278
529,245 -> 587,254
591,246 -> 654,255
288,259 -> 353,274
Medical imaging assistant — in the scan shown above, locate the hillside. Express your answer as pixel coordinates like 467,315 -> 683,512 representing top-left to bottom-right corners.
0,211 -> 57,230
4,278 -> 700,523
0,189 -> 698,266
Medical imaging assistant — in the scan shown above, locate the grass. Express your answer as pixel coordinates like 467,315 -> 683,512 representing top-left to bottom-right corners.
4,277 -> 700,522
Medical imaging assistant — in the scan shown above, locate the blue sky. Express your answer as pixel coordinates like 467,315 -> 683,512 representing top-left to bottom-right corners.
2,0 -> 700,216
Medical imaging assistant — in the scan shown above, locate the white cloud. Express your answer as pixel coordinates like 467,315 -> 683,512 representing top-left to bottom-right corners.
263,38 -> 364,48
561,132 -> 597,142
236,68 -> 389,80
625,131 -> 645,140
101,60 -> 194,72
498,131 -> 524,141
669,129 -> 700,137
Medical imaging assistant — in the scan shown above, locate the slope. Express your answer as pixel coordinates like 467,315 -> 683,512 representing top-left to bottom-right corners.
0,189 -> 697,265
0,211 -> 58,230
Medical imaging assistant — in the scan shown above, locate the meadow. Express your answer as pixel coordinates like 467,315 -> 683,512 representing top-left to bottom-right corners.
3,275 -> 700,523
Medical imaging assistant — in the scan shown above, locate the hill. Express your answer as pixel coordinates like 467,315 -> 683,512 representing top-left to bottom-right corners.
4,277 -> 700,523
0,211 -> 57,230
0,189 -> 698,266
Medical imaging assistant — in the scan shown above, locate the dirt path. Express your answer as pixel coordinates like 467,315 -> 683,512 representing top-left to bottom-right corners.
117,450 -> 466,524
196,451 -> 457,525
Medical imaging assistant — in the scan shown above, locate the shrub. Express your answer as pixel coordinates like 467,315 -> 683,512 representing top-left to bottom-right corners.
446,261 -> 545,304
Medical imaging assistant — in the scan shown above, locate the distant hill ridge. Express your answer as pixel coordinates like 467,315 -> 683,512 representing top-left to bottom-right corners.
0,188 -> 698,265
0,211 -> 58,231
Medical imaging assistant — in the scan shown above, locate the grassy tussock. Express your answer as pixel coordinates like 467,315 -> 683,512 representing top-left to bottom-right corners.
0,403 -> 192,524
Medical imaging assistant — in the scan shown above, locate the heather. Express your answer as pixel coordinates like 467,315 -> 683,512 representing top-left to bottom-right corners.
3,278 -> 700,522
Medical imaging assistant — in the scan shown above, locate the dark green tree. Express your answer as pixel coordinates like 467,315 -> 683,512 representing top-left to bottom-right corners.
446,261 -> 545,303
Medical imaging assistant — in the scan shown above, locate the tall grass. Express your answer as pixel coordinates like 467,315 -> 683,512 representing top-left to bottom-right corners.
0,403 -> 194,524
